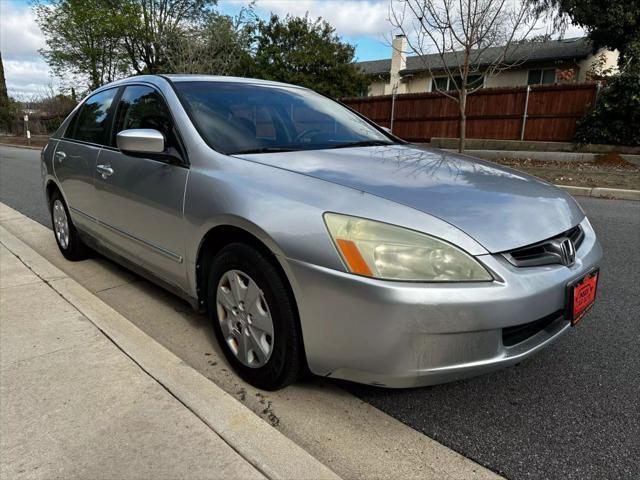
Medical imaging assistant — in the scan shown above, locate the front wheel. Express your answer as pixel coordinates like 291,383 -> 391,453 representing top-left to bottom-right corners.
207,243 -> 304,390
49,190 -> 90,261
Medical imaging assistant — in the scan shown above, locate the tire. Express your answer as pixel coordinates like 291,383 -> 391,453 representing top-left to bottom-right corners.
49,190 -> 90,261
207,242 -> 303,390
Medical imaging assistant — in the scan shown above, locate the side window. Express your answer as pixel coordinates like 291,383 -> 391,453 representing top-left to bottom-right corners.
65,89 -> 117,144
112,85 -> 181,154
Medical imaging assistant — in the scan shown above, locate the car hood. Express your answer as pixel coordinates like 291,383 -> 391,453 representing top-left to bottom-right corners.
234,144 -> 584,253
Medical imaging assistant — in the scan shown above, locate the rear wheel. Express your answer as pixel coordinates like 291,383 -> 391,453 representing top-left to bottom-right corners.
207,243 -> 303,390
49,190 -> 90,261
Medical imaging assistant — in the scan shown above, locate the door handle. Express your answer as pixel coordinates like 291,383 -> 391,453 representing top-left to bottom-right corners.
55,151 -> 66,162
96,164 -> 114,179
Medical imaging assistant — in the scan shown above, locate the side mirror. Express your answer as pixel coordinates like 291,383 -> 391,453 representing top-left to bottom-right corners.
117,129 -> 165,154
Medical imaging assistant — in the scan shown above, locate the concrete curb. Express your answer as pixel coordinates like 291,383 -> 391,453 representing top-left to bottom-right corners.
0,220 -> 341,480
428,138 -> 640,155
557,185 -> 640,201
0,142 -> 43,150
441,148 -> 640,165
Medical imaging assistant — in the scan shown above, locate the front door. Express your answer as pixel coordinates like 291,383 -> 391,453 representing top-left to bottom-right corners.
93,85 -> 189,291
53,88 -> 118,233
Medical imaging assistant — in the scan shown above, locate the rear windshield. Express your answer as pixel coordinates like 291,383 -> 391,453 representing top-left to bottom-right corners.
173,81 -> 395,155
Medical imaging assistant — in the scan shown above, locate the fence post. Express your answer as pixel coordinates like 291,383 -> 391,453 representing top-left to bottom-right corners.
520,85 -> 530,141
390,84 -> 398,132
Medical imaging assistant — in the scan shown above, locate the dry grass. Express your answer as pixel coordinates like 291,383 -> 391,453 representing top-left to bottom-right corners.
492,153 -> 640,190
0,136 -> 49,149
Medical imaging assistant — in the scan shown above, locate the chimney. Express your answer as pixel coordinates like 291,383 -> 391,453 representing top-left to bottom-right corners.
387,34 -> 407,94
391,34 -> 407,75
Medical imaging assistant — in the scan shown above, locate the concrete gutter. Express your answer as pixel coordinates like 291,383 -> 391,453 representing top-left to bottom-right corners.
0,214 -> 341,480
429,138 -> 640,155
441,148 -> 640,165
557,185 -> 640,201
0,142 -> 42,151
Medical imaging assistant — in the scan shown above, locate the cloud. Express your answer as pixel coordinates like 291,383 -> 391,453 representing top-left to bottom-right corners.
0,2 -> 57,98
0,0 -> 588,97
250,0 -> 391,38
3,58 -> 59,98
0,2 -> 46,61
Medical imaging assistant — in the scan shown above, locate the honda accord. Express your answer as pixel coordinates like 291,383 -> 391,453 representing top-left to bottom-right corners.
41,75 -> 602,390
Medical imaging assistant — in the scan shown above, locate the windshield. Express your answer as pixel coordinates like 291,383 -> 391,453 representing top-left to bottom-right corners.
173,81 -> 396,154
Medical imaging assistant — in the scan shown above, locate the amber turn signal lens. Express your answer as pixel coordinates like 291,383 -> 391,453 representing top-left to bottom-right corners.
335,239 -> 373,277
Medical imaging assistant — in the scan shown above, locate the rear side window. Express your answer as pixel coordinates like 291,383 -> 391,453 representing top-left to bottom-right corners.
65,88 -> 117,144
111,85 -> 181,153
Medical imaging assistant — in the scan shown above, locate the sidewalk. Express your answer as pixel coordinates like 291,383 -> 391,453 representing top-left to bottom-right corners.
0,221 -> 339,479
0,203 -> 500,480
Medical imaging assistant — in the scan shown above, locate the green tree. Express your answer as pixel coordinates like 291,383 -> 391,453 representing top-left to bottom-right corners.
575,68 -> 640,146
114,0 -> 217,74
532,0 -> 640,68
0,52 -> 16,133
34,0 -> 128,91
249,14 -> 368,98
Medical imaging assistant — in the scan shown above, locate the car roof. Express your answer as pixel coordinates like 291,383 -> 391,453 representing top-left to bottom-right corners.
161,74 -> 299,88
105,74 -> 302,91
92,75 -> 311,96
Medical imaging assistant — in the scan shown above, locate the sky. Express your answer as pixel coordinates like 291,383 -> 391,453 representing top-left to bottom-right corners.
0,0 -> 586,98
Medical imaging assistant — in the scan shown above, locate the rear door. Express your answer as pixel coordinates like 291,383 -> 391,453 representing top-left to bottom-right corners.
53,88 -> 118,233
93,84 -> 189,290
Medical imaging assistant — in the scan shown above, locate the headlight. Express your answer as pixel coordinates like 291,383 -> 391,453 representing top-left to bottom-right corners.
324,213 -> 492,282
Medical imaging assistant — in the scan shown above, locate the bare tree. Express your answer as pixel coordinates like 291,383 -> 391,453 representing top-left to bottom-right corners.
164,9 -> 255,75
113,0 -> 217,74
389,0 -> 544,152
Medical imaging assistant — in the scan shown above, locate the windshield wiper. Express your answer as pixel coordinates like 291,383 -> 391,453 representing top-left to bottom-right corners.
327,140 -> 396,149
230,147 -> 298,155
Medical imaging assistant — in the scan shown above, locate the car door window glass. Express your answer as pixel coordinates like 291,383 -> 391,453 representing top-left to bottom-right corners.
113,85 -> 181,156
65,89 -> 117,144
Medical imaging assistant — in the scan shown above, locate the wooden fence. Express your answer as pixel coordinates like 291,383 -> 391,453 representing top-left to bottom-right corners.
341,83 -> 599,143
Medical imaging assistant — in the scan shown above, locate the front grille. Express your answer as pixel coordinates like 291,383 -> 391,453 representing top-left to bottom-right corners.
502,225 -> 584,267
502,310 -> 564,347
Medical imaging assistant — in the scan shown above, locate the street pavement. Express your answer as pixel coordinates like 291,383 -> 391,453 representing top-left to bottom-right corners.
1,144 -> 638,479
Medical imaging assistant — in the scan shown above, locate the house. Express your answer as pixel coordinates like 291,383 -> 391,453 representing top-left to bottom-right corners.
356,35 -> 618,96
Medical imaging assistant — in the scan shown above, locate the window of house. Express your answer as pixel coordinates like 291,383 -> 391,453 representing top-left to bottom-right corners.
65,88 -> 117,145
527,68 -> 556,85
431,75 -> 483,92
433,77 -> 449,91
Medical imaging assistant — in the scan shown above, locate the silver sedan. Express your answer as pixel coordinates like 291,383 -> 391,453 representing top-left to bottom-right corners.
42,75 -> 602,390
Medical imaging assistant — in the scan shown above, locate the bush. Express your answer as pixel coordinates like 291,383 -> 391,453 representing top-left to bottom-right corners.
575,68 -> 640,146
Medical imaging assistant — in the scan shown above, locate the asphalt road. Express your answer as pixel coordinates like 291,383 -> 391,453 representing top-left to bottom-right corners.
1,144 -> 639,480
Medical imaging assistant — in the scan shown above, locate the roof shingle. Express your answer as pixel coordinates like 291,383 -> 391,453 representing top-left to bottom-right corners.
356,37 -> 594,76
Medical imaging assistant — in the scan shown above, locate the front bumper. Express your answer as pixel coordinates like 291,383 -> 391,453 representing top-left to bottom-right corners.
287,218 -> 603,388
